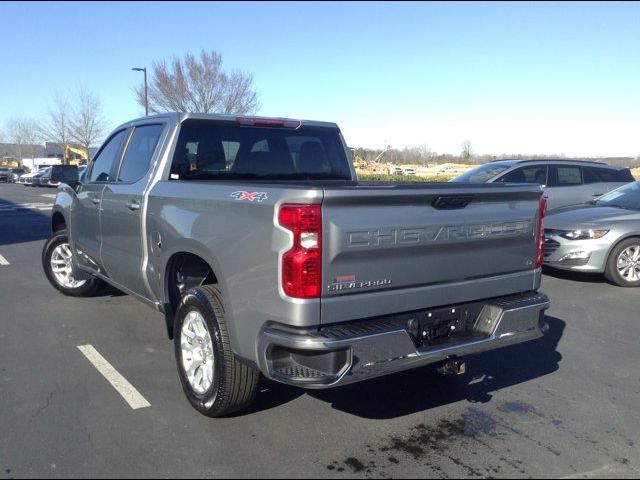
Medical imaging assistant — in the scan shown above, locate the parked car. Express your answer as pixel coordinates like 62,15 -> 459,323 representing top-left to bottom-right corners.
0,167 -> 10,183
44,112 -> 549,417
544,181 -> 640,287
9,168 -> 26,183
451,159 -> 635,211
403,167 -> 416,176
31,167 -> 52,186
20,167 -> 48,186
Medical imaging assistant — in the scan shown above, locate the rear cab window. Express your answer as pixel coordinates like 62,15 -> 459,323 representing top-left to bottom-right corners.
169,119 -> 352,181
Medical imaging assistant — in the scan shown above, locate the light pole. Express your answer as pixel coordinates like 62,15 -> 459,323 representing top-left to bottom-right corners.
132,67 -> 148,116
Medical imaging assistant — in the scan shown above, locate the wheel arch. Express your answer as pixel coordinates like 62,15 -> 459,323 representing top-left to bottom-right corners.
51,211 -> 67,233
163,249 -> 221,340
604,233 -> 640,263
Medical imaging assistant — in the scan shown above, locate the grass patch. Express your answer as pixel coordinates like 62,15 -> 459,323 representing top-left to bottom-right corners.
357,173 -> 457,182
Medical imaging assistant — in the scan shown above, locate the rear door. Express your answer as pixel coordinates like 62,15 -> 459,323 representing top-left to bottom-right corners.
71,129 -> 128,273
100,123 -> 166,297
545,164 -> 587,209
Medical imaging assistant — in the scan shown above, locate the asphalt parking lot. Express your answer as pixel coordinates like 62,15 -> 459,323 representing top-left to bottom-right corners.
0,183 -> 638,479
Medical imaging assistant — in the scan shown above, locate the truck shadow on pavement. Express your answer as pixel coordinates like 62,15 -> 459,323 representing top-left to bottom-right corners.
248,315 -> 565,419
542,266 -> 606,284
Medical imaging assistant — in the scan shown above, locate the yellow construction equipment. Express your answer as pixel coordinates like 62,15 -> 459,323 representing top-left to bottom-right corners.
353,155 -> 368,170
64,145 -> 89,165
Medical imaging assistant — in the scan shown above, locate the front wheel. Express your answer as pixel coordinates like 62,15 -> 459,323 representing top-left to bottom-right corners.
174,285 -> 260,417
605,238 -> 640,287
42,229 -> 103,296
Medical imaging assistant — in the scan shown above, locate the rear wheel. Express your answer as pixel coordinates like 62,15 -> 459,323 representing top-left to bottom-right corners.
42,230 -> 103,296
605,238 -> 640,287
174,285 -> 260,417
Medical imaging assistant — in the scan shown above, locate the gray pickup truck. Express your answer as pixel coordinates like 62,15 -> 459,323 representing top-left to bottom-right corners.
43,113 -> 550,417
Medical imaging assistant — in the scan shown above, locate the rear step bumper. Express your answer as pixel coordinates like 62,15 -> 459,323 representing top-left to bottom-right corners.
258,291 -> 550,388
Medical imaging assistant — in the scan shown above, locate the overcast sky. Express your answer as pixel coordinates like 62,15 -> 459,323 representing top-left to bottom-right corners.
1,1 -> 638,157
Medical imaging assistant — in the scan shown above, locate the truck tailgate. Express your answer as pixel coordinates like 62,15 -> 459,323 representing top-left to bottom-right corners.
321,183 -> 542,324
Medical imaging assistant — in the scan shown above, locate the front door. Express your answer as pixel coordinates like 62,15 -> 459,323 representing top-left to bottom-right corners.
70,183 -> 106,272
70,129 -> 129,273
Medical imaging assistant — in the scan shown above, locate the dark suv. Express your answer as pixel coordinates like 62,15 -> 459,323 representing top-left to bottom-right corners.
452,159 -> 635,210
0,167 -> 10,183
39,165 -> 79,187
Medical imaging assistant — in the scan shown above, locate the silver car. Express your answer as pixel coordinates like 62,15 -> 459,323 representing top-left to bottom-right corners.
452,159 -> 635,211
544,181 -> 640,287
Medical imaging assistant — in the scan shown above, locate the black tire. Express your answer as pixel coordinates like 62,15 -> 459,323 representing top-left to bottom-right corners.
605,237 -> 640,287
42,229 -> 103,296
174,285 -> 260,417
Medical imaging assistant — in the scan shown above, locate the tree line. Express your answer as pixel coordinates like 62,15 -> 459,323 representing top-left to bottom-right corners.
353,144 -> 638,167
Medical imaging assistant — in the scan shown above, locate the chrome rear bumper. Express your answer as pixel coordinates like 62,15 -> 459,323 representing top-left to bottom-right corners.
258,292 -> 550,388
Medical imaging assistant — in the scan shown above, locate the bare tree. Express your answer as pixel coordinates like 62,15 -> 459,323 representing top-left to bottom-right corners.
5,118 -> 39,165
39,95 -> 73,164
136,49 -> 259,114
7,118 -> 26,163
461,140 -> 474,161
70,87 -> 109,161
20,118 -> 40,161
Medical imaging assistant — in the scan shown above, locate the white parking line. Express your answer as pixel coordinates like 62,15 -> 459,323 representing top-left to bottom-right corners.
77,345 -> 151,410
0,203 -> 53,212
0,254 -> 9,266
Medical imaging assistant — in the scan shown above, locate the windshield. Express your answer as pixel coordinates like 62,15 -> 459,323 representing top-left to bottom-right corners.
596,181 -> 640,210
451,163 -> 511,183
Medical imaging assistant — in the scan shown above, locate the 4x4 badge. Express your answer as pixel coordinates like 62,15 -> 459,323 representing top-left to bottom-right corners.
230,191 -> 268,202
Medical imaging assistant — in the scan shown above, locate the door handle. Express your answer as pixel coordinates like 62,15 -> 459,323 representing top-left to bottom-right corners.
91,197 -> 101,205
126,200 -> 141,211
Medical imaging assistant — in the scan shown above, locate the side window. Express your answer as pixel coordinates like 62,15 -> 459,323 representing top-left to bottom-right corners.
617,168 -> 636,182
497,166 -> 547,184
583,167 -> 602,184
585,167 -> 634,183
549,166 -> 582,186
89,130 -> 127,183
118,124 -> 164,183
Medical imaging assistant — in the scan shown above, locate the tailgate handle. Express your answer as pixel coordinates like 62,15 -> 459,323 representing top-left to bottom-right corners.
432,195 -> 473,210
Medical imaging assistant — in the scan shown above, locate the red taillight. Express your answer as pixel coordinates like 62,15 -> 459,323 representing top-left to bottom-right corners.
236,116 -> 301,129
278,204 -> 322,299
535,196 -> 547,268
